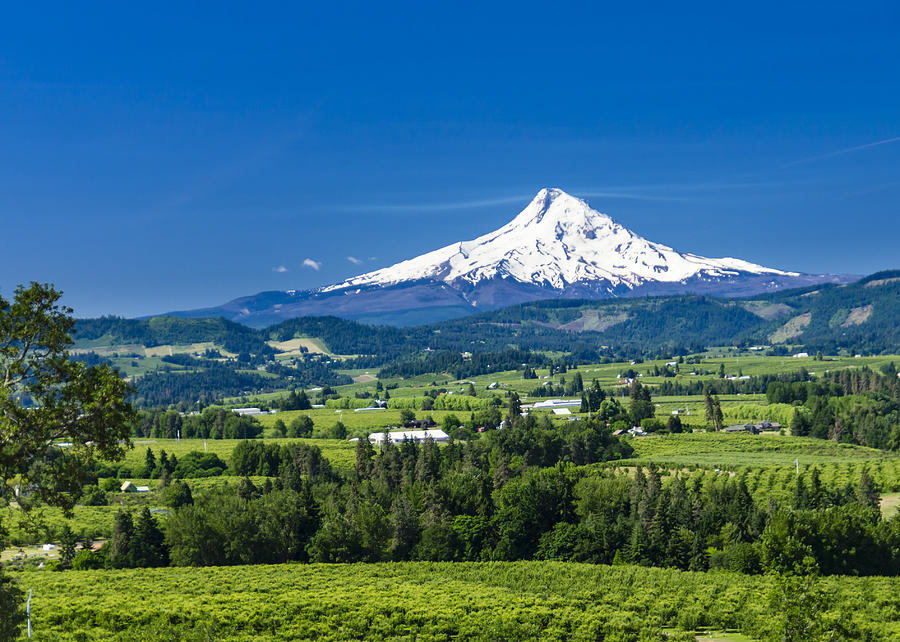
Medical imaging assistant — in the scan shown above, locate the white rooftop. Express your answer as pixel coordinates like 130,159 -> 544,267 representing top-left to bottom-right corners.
533,399 -> 582,408
367,429 -> 449,444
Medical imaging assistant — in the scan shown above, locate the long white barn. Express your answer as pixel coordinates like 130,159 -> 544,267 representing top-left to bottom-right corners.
367,429 -> 449,444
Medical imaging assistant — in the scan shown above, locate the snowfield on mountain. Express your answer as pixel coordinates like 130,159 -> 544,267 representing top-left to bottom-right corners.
325,188 -> 796,293
166,188 -> 851,326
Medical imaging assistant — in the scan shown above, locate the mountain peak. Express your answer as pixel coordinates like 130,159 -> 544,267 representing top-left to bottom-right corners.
323,190 -> 796,294
509,187 -> 616,234
535,186 -> 572,201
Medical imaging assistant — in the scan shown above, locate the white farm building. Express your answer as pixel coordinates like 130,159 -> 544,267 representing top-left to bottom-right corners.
367,429 -> 449,445
532,399 -> 582,409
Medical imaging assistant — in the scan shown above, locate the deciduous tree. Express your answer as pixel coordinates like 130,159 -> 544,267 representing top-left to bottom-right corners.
0,283 -> 135,636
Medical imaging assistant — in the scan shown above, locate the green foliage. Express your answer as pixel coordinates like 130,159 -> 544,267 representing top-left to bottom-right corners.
266,316 -> 414,355
172,451 -> 227,478
0,569 -> 24,642
71,548 -> 105,570
380,349 -> 555,380
1,282 -> 135,638
133,408 -> 264,440
767,559 -> 856,641
163,481 -> 193,509
286,415 -> 314,438
1,282 -> 136,513
133,361 -> 350,408
75,316 -> 272,354
8,562 -> 900,640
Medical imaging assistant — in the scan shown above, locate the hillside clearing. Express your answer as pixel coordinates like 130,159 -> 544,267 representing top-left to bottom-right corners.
769,313 -> 811,343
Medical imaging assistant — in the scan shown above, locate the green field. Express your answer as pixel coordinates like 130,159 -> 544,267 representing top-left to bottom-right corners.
11,561 -> 900,641
228,352 -> 899,417
624,432 -> 900,470
6,351 -> 900,639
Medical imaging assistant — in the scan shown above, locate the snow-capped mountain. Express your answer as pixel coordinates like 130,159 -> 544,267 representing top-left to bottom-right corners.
325,188 -> 794,295
167,188 -> 850,326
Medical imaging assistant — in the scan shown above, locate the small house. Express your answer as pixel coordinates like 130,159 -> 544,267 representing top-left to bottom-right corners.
120,481 -> 137,493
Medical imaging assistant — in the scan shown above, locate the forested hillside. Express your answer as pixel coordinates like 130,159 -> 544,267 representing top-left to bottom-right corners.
67,272 -> 900,407
75,271 -> 900,361
433,270 -> 900,355
750,270 -> 900,353
75,316 -> 274,356
265,316 -> 423,355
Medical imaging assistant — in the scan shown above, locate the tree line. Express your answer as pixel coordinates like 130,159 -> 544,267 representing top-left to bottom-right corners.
73,436 -> 899,578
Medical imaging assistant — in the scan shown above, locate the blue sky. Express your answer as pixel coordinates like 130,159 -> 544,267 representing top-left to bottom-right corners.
1,1 -> 898,317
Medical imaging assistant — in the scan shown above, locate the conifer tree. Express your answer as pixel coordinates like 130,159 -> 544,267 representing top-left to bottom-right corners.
855,468 -> 880,509
109,510 -> 135,568
132,507 -> 168,567
142,447 -> 156,478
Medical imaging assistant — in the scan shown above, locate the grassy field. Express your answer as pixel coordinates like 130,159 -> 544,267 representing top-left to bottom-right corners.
71,330 -> 900,406
10,561 -> 900,640
882,493 -> 900,519
217,354 -> 900,440
268,337 -> 332,356
19,344 -> 897,639
245,351 -> 898,402
624,432 -> 900,469
610,431 -> 900,506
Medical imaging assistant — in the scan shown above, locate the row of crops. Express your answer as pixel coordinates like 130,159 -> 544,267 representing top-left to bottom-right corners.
14,562 -> 900,640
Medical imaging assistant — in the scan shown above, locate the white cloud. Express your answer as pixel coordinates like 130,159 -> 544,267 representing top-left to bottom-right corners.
272,265 -> 288,273
782,136 -> 900,168
302,258 -> 321,271
334,194 -> 532,213
332,188 -> 682,214
346,256 -> 363,265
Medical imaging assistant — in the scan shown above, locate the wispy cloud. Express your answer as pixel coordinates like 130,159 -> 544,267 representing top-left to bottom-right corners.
302,258 -> 321,271
333,194 -> 534,213
328,180 -> 819,218
332,189 -> 688,213
574,190 -> 682,202
346,256 -> 363,265
272,265 -> 288,273
781,136 -> 900,168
